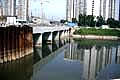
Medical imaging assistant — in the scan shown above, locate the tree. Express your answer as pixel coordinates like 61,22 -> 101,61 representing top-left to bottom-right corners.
78,14 -> 96,27
78,14 -> 85,26
72,18 -> 77,23
107,18 -> 120,28
60,19 -> 67,24
96,16 -> 105,27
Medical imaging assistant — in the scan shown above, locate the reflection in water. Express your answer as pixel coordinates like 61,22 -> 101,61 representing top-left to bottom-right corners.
0,53 -> 33,80
1,38 -> 120,80
33,39 -> 69,64
64,39 -> 120,80
33,38 -> 70,80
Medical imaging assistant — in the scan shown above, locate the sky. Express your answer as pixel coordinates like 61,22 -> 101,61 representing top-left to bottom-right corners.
31,0 -> 66,20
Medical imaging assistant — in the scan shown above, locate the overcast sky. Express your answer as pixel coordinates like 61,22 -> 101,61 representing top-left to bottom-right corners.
31,0 -> 66,20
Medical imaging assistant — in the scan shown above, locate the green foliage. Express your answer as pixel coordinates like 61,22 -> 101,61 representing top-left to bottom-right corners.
74,28 -> 120,37
96,16 -> 105,27
73,39 -> 120,47
60,19 -> 67,24
107,18 -> 120,28
72,18 -> 77,23
78,14 -> 96,27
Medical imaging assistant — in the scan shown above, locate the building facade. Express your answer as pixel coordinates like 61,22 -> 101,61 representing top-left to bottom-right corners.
114,0 -> 120,20
2,0 -> 16,16
2,0 -> 8,16
66,0 -> 120,21
0,0 -> 3,16
66,0 -> 73,21
17,0 -> 29,21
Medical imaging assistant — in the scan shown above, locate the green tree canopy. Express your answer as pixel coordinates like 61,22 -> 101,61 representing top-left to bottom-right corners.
96,16 -> 105,27
107,18 -> 120,28
78,14 -> 95,27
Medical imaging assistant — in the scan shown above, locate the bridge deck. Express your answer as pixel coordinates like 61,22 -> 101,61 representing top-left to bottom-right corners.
33,26 -> 70,34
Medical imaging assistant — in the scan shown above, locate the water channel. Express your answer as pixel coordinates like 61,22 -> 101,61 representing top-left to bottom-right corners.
0,38 -> 120,80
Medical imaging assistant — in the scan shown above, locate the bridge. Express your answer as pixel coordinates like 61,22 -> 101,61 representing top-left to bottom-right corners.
0,25 -> 71,63
33,26 -> 71,45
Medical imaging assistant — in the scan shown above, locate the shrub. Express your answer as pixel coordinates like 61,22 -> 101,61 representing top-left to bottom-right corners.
74,28 -> 120,37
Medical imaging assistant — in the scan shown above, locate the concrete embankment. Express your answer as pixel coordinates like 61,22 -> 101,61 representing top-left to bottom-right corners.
72,35 -> 120,40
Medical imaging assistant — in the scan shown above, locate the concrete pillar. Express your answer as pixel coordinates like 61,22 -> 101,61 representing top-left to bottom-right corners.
55,40 -> 60,48
34,33 -> 42,46
67,30 -> 70,36
47,44 -> 53,52
54,31 -> 60,40
60,30 -> 65,39
64,30 -> 68,37
47,32 -> 53,43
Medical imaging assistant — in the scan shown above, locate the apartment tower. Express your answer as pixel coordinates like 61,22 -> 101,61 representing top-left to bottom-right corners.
66,0 -> 120,21
17,0 -> 29,21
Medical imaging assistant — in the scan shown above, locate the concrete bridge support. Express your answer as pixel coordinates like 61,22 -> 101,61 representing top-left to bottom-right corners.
64,30 -> 69,37
47,32 -> 53,43
60,30 -> 65,39
33,33 -> 42,46
54,31 -> 60,40
54,40 -> 60,48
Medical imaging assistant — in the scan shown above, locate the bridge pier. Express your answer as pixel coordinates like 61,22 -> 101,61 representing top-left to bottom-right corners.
47,32 -> 53,43
60,30 -> 65,39
64,30 -> 69,37
54,31 -> 60,40
33,33 -> 42,46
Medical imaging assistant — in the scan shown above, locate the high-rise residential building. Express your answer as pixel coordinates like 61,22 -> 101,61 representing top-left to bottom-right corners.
66,0 -> 120,21
8,0 -> 16,16
66,0 -> 73,21
108,0 -> 115,19
0,0 -> 3,16
114,0 -> 120,20
17,0 -> 29,21
86,0 -> 93,15
108,0 -> 120,20
66,0 -> 81,21
75,0 -> 81,20
79,0 -> 87,15
98,0 -> 109,20
2,0 -> 8,16
2,0 -> 16,16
